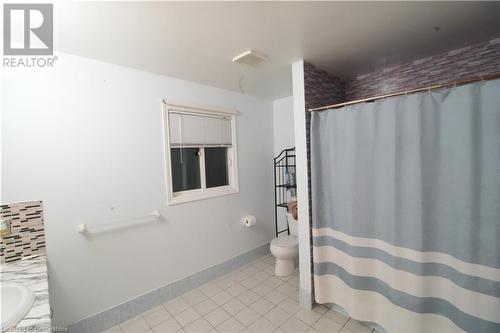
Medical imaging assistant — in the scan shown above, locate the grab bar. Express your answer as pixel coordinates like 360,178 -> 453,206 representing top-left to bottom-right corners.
77,211 -> 161,234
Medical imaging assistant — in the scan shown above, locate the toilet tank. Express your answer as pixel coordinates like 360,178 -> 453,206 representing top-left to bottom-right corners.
287,213 -> 299,236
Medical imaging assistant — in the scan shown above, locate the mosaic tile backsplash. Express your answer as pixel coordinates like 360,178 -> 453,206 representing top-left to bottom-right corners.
0,201 -> 46,263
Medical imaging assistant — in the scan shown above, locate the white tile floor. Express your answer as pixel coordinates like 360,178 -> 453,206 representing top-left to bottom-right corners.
104,254 -> 374,333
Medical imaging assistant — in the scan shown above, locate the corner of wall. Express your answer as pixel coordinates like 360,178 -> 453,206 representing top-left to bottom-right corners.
295,61 -> 346,309
291,61 -> 313,309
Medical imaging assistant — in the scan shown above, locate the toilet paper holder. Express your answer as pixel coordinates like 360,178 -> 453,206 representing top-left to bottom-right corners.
241,215 -> 256,227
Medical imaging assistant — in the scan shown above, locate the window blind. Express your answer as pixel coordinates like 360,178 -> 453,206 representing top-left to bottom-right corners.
169,112 -> 232,147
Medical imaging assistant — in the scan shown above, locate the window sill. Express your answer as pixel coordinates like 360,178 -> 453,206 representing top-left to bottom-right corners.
167,187 -> 239,205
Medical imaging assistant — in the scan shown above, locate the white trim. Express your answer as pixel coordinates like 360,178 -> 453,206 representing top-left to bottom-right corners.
162,101 -> 239,205
199,148 -> 207,191
170,187 -> 239,205
162,103 -> 173,203
228,115 -> 239,193
163,100 -> 238,116
169,110 -> 232,120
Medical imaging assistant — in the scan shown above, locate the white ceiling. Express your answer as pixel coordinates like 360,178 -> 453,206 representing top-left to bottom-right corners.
54,1 -> 500,100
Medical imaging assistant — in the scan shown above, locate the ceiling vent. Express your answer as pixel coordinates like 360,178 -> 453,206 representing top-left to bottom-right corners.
232,50 -> 266,66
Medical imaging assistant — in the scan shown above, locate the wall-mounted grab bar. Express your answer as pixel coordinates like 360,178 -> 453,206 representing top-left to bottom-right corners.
77,211 -> 161,234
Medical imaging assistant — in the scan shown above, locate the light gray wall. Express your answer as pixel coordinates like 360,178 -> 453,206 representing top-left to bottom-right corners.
273,96 -> 295,155
1,53 -> 275,326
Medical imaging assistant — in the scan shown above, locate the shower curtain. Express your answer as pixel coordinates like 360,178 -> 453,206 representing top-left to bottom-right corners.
310,79 -> 500,332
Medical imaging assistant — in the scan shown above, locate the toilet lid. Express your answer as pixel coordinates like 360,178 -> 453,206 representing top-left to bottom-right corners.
271,235 -> 298,248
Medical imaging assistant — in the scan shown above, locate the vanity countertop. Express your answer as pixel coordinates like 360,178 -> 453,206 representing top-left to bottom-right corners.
0,256 -> 51,331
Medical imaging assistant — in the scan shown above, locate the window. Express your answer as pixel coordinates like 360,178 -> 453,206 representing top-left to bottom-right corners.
204,147 -> 229,188
171,148 -> 201,192
163,102 -> 239,204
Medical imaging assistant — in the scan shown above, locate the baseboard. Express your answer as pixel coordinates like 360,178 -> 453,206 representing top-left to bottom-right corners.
68,243 -> 270,333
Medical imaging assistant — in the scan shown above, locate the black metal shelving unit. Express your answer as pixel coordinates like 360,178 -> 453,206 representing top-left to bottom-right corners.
274,147 -> 296,237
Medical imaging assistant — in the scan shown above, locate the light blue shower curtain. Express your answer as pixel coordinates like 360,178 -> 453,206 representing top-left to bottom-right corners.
310,79 -> 500,332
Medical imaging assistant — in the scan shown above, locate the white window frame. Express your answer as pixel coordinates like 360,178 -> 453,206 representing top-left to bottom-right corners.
162,101 -> 239,205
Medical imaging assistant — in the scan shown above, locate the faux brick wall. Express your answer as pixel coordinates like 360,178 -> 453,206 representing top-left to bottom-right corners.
346,37 -> 500,100
0,201 -> 46,263
304,62 -> 345,110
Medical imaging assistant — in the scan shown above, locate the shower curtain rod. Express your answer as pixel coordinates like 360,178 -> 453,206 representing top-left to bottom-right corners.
308,72 -> 500,112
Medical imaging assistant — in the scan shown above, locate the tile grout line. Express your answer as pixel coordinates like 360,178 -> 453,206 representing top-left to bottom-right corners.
118,255 -> 310,333
205,258 -> 293,332
162,302 -> 185,333
166,300 -> 205,332
230,276 -> 302,331
339,317 -> 350,332
141,307 -> 155,332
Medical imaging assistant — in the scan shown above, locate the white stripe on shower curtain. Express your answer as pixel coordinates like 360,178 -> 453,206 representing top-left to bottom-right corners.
310,79 -> 500,333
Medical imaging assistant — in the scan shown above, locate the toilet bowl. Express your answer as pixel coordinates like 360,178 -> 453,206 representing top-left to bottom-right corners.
270,213 -> 298,276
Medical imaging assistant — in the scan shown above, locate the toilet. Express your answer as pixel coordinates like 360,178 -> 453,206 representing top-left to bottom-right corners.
270,213 -> 298,276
